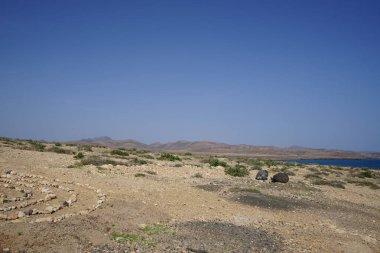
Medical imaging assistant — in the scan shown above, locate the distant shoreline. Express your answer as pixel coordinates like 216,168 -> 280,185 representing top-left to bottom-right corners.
284,158 -> 380,170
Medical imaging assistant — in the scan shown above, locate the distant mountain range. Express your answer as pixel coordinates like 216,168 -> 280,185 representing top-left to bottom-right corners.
71,136 -> 380,160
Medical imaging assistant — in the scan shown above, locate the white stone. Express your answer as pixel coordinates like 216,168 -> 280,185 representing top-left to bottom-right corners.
17,211 -> 25,218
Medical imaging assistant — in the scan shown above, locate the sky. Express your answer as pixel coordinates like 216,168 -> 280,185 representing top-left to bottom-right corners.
1,0 -> 380,152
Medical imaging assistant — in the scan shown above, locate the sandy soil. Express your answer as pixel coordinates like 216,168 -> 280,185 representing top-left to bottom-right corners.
0,140 -> 379,253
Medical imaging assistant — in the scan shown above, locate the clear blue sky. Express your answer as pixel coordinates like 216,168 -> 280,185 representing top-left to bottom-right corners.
1,0 -> 380,152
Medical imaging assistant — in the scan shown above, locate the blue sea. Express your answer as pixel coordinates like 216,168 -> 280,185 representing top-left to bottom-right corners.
284,159 -> 380,170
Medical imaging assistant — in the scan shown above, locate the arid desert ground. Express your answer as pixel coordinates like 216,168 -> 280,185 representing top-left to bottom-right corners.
1,138 -> 380,253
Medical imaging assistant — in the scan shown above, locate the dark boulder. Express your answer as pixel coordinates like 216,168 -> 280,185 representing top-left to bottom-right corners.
271,173 -> 289,183
255,170 -> 268,180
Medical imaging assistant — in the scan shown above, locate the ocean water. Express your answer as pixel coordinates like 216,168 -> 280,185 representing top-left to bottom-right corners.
284,159 -> 380,170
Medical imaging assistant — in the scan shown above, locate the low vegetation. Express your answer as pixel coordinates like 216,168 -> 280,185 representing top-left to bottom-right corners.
140,223 -> 170,235
135,173 -> 146,177
28,140 -> 46,152
304,174 -> 323,180
346,179 -> 380,190
312,179 -> 346,189
78,145 -> 93,152
111,149 -> 129,157
192,173 -> 203,178
158,153 -> 181,161
225,165 -> 249,177
207,158 -> 227,167
47,146 -> 73,154
74,152 -> 85,159
129,157 -> 149,166
111,232 -> 147,245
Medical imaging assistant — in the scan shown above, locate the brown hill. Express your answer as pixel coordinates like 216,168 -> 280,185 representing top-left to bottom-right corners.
71,137 -> 380,160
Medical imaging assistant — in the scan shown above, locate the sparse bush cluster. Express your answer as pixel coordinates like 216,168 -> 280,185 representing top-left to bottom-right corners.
129,157 -> 148,166
48,146 -> 73,154
346,179 -> 379,190
111,149 -> 129,157
74,152 -> 85,159
207,158 -> 227,167
158,153 -> 181,161
28,140 -> 46,152
224,165 -> 249,177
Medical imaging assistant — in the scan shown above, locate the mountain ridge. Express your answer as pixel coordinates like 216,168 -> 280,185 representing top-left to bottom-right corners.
70,136 -> 380,160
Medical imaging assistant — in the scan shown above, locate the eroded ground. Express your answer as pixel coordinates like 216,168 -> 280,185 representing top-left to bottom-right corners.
0,139 -> 379,253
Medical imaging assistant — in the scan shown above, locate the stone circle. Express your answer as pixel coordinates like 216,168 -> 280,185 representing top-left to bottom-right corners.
0,170 -> 106,223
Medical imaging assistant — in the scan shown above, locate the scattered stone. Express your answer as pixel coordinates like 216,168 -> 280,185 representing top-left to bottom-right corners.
17,211 -> 25,218
2,248 -> 10,253
255,170 -> 269,180
271,173 -> 289,183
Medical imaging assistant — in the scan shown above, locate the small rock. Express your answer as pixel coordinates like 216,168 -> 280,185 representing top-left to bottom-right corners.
17,211 -> 25,218
3,248 -> 10,253
255,170 -> 269,180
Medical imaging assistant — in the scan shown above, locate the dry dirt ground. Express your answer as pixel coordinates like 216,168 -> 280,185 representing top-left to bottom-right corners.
0,139 -> 379,253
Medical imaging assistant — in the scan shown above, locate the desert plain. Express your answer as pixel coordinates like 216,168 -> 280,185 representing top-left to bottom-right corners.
1,138 -> 380,253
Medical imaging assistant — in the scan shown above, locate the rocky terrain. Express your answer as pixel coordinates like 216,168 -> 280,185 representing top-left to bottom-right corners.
1,137 -> 380,253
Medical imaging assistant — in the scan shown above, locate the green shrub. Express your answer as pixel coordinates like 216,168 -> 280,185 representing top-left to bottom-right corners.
129,158 -> 148,166
358,170 -> 375,178
224,165 -> 249,177
158,153 -> 181,161
54,142 -> 62,146
184,152 -> 192,156
346,179 -> 380,189
263,160 -> 280,167
145,170 -> 157,175
208,158 -> 227,167
78,145 -> 93,152
29,141 -> 46,152
74,152 -> 85,159
111,232 -> 146,244
139,154 -> 155,159
135,173 -> 146,177
251,165 -> 262,170
111,149 -> 129,156
140,223 -> 169,235
48,146 -> 73,154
